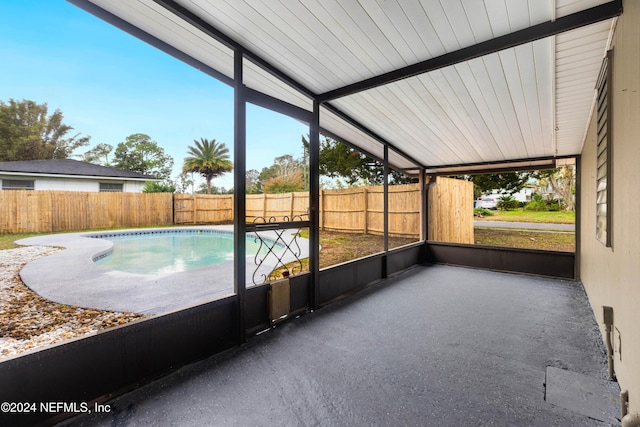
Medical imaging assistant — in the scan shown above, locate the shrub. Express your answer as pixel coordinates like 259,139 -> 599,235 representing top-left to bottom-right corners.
497,195 -> 519,211
474,207 -> 494,217
524,193 -> 565,211
142,180 -> 176,193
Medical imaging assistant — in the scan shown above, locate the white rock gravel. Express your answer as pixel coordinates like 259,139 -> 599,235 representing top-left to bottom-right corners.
0,245 -> 145,360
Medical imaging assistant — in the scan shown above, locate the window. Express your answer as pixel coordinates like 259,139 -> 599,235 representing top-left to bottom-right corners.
99,182 -> 123,192
595,49 -> 613,247
1,179 -> 35,190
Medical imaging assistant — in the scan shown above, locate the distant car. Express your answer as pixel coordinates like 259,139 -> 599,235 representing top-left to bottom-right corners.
477,197 -> 498,210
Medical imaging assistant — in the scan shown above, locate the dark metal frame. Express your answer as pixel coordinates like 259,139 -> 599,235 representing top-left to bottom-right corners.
233,49 -> 247,342
575,156 -> 582,280
425,242 -> 576,280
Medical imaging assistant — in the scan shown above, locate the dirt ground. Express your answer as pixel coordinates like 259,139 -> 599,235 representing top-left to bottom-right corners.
474,228 -> 575,252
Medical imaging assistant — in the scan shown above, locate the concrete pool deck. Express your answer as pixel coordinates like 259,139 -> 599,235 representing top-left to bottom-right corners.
16,226 -> 308,315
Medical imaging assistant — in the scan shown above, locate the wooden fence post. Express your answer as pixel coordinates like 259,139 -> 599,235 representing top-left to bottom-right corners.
262,193 -> 267,219
290,192 -> 294,218
192,194 -> 197,224
363,187 -> 368,235
320,190 -> 324,230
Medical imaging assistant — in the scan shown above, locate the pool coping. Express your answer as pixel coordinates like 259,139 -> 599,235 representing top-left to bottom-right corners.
16,226 -> 309,315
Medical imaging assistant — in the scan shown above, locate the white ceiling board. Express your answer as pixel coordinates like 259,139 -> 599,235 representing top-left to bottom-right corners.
441,0 -> 477,47
498,49 -> 536,158
90,0 -> 235,79
179,0 -> 345,92
80,0 -> 619,169
461,58 -> 517,159
169,0 -> 563,95
329,36 -> 557,169
460,0 -> 494,42
319,107 -> 385,160
388,150 -> 420,171
243,60 -> 313,113
555,19 -> 613,156
556,0 -> 612,18
532,38 -> 555,156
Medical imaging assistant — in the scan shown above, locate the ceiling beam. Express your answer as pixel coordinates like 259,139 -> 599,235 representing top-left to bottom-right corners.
318,0 -> 622,102
245,87 -> 312,123
422,155 -> 580,176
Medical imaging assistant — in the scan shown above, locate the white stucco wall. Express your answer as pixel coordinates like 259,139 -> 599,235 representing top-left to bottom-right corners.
0,174 -> 147,192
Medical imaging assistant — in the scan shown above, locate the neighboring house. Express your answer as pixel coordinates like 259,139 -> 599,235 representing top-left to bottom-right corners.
486,187 -> 534,203
534,182 -> 559,200
0,159 -> 157,192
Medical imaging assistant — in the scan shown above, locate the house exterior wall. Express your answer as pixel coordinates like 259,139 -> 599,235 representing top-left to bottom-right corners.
0,174 -> 147,192
580,0 -> 640,412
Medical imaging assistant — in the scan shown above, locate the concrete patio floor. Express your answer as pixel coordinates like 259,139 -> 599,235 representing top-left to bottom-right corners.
59,264 -> 618,426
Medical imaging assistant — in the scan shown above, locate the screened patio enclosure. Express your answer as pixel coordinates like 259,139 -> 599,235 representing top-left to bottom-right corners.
64,0 -> 620,311
1,1 -> 626,425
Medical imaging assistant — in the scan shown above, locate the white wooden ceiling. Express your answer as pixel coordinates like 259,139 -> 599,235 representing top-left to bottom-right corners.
80,0 -> 618,171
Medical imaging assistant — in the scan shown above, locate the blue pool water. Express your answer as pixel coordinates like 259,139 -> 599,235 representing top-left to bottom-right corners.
94,231 -> 266,275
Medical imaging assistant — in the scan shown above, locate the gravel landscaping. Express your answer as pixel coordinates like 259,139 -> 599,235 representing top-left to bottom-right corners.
0,246 -> 146,360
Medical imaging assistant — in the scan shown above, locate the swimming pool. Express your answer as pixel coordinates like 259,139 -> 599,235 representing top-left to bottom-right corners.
93,230 -> 266,275
17,226 -> 308,314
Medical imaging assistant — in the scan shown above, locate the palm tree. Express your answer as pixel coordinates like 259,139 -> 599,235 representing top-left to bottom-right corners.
183,138 -> 233,194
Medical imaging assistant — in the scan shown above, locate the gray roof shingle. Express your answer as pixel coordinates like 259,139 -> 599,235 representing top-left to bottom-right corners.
0,159 -> 156,179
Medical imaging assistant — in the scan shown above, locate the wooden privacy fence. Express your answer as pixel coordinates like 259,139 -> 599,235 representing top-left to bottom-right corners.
0,190 -> 173,233
247,192 -> 310,222
1,178 -> 472,243
428,177 -> 474,244
320,183 -> 421,238
174,194 -> 233,224
173,179 -> 472,243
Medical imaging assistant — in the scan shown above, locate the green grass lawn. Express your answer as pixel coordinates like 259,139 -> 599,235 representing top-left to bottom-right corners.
477,209 -> 575,224
0,232 -> 43,250
0,224 -> 178,251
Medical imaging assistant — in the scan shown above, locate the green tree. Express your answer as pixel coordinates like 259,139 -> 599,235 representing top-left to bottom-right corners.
246,169 -> 261,194
257,154 -> 309,193
304,135 -> 412,186
455,172 -> 533,199
183,138 -> 233,194
262,169 -> 305,193
82,143 -> 113,166
113,134 -> 174,180
532,165 -> 576,211
175,171 -> 195,194
195,183 -> 233,194
0,99 -> 90,161
142,180 -> 176,193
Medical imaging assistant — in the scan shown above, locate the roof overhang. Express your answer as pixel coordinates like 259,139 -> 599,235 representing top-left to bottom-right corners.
0,171 -> 155,182
67,0 -> 622,173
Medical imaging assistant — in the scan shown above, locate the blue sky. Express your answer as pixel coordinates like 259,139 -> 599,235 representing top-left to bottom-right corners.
0,0 -> 309,190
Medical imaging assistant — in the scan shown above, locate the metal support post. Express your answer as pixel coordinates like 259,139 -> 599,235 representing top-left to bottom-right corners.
233,49 -> 247,342
383,145 -> 389,278
309,101 -> 321,309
